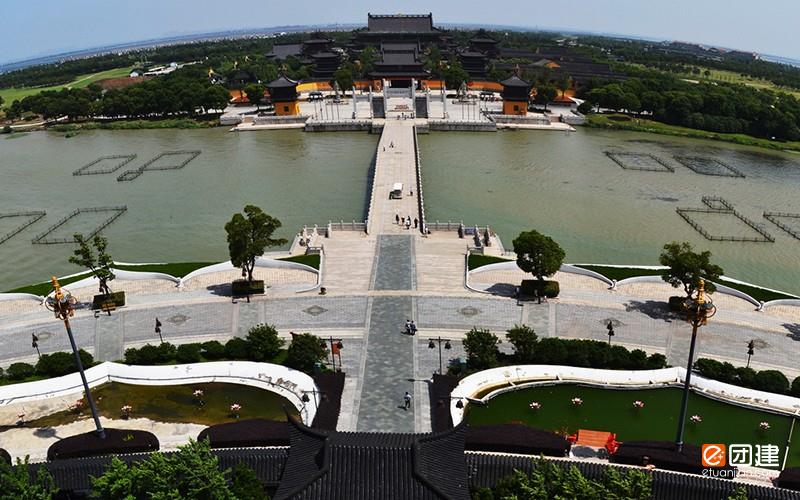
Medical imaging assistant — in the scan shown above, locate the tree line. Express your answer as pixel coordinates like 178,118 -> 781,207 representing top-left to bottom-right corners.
579,65 -> 800,141
5,66 -> 230,121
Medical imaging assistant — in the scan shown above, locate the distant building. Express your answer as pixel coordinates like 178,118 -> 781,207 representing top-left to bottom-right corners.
266,74 -> 300,115
500,74 -> 532,115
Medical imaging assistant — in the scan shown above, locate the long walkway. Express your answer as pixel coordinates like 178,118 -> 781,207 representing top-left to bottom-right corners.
367,120 -> 421,235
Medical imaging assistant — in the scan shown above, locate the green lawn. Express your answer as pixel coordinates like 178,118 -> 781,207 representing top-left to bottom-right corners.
467,384 -> 800,468
0,67 -> 133,104
574,264 -> 797,302
683,66 -> 800,99
586,114 -> 800,153
7,272 -> 92,296
278,254 -> 321,270
468,254 -> 513,271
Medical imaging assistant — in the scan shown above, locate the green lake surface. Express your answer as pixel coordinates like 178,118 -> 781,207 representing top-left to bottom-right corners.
3,127 -> 800,293
21,381 -> 297,428
466,384 -> 800,468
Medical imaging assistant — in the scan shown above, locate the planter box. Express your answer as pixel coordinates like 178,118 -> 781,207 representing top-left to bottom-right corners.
231,279 -> 265,297
520,279 -> 560,298
92,291 -> 126,310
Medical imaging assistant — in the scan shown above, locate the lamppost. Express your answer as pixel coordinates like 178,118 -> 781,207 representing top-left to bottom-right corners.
606,322 -> 615,345
536,252 -> 543,304
675,279 -> 716,452
45,276 -> 105,439
746,340 -> 755,368
319,337 -> 344,371
31,333 -> 41,358
428,337 -> 452,375
155,318 -> 163,343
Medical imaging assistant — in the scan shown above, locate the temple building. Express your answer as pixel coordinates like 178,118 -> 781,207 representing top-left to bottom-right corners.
354,13 -> 446,46
500,74 -> 532,115
266,74 -> 300,115
459,50 -> 488,79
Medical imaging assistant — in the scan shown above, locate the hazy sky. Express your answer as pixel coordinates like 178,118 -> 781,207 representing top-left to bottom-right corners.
2,0 -> 797,64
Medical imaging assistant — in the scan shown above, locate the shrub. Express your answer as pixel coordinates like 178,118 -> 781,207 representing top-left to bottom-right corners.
463,328 -> 501,370
225,338 -> 250,360
124,347 -> 141,365
6,362 -> 35,380
200,341 -> 226,360
753,370 -> 790,394
286,333 -> 327,373
668,296 -> 684,312
175,343 -> 202,364
506,325 -> 538,363
230,462 -> 266,500
35,350 -> 94,377
231,279 -> 265,296
245,324 -> 284,362
791,376 -> 800,397
519,279 -> 560,298
125,343 -> 177,365
646,353 -> 668,369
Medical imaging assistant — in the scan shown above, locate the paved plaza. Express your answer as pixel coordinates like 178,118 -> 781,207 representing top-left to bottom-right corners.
2,119 -> 800,448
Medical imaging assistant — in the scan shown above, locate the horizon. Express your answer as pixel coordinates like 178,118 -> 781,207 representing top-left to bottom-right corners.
2,0 -> 798,67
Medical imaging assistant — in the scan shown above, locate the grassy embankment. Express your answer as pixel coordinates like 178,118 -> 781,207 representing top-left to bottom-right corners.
576,264 -> 797,302
49,118 -> 217,132
6,257 -> 320,295
585,114 -> 800,153
0,67 -> 134,104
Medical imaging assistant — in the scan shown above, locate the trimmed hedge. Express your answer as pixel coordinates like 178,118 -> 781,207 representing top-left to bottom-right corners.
465,424 -> 571,457
35,350 -> 94,377
47,428 -> 159,460
520,279 -> 560,298
695,358 -> 792,395
6,362 -> 35,380
510,337 -> 668,371
231,279 -> 264,296
197,419 -> 290,448
91,291 -> 126,310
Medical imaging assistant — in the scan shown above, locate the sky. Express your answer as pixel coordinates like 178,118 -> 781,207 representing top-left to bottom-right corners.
2,0 -> 797,64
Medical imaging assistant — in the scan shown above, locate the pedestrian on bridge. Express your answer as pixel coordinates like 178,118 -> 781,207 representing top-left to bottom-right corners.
414,218 -> 418,229
406,219 -> 411,230
396,214 -> 400,225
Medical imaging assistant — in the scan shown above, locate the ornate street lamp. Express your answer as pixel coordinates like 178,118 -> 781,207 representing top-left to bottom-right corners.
606,321 -> 615,345
675,279 -> 716,452
45,277 -> 105,438
428,337 -> 452,375
746,340 -> 755,368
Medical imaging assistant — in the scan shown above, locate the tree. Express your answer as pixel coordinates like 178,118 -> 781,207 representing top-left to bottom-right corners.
463,328 -> 501,371
243,83 -> 265,109
90,439 -> 235,499
0,456 -> 58,500
659,241 -> 723,298
506,325 -> 538,363
512,230 -> 566,283
286,333 -> 327,373
69,234 -> 115,295
230,462 -> 267,500
224,205 -> 287,283
333,64 -> 355,94
442,60 -> 469,89
246,323 -> 285,362
534,84 -> 557,111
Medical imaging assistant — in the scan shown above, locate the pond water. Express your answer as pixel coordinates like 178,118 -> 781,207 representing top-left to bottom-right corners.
19,381 -> 298,428
3,127 -> 800,293
466,383 -> 800,467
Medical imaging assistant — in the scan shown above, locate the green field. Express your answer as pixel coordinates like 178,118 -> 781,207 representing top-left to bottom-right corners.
586,113 -> 800,153
0,66 -> 134,104
683,66 -> 800,99
466,384 -> 800,468
21,381 -> 298,428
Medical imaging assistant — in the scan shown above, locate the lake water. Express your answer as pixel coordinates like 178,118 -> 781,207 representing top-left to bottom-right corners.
2,127 -> 800,293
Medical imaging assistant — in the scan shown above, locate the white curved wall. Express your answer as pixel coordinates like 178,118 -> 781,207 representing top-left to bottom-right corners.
0,361 -> 319,425
449,365 -> 800,426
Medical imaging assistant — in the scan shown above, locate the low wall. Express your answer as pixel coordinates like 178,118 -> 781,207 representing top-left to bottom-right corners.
0,361 -> 319,425
305,120 -> 372,132
428,120 -> 497,132
179,257 -> 318,288
449,365 -> 800,426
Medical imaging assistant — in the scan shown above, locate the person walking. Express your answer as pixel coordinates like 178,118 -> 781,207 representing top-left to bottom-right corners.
401,216 -> 405,225
410,321 -> 417,335
403,391 -> 412,410
413,218 -> 418,229
396,214 -> 400,225
406,219 -> 411,230
405,319 -> 412,334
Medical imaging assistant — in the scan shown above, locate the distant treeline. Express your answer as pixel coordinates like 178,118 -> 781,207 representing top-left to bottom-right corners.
5,66 -> 230,120
578,66 -> 800,141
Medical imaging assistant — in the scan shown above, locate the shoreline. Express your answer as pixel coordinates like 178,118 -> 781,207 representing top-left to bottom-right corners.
584,113 -> 800,154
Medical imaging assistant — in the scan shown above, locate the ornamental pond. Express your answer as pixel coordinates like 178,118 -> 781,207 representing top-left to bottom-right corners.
465,383 -> 800,468
3,127 -> 800,293
13,382 -> 298,429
